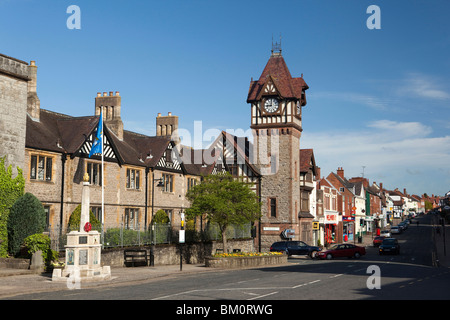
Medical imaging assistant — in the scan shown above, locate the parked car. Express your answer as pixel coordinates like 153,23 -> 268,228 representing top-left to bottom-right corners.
398,222 -> 408,231
379,238 -> 400,255
373,236 -> 386,247
390,226 -> 402,234
316,243 -> 366,260
269,241 -> 321,258
380,230 -> 391,237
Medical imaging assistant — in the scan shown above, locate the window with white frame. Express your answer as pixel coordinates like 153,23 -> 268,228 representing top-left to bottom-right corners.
30,155 -> 53,181
162,173 -> 174,192
124,208 -> 139,230
187,177 -> 197,191
87,162 -> 102,186
126,168 -> 141,190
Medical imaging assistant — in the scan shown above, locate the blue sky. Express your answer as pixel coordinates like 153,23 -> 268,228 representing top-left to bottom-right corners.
1,0 -> 449,197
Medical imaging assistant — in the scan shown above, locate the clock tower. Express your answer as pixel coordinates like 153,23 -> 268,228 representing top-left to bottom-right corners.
247,46 -> 309,248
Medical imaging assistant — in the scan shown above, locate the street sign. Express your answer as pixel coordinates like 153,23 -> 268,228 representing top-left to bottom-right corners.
312,221 -> 319,230
180,212 -> 185,243
179,230 -> 185,243
282,229 -> 295,239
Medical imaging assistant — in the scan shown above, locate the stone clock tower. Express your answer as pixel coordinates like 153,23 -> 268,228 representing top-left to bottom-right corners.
247,45 -> 309,248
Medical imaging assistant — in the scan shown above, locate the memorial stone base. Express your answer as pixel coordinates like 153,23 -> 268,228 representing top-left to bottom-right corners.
52,230 -> 111,282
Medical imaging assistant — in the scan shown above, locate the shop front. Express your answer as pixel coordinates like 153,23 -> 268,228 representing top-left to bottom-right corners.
324,211 -> 339,246
342,216 -> 355,242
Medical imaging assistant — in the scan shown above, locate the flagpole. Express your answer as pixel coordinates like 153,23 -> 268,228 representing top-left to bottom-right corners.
101,105 -> 104,246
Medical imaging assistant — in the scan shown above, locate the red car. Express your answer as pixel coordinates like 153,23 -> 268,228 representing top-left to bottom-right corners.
373,236 -> 386,247
317,243 -> 366,260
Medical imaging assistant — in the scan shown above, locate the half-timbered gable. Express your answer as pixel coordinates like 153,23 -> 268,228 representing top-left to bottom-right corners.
156,141 -> 183,173
207,131 -> 261,194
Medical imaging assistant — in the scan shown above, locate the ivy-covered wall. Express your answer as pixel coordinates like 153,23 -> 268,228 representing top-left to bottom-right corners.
0,157 -> 25,257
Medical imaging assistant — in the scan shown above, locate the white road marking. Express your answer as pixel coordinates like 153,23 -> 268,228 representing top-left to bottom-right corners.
247,291 -> 278,300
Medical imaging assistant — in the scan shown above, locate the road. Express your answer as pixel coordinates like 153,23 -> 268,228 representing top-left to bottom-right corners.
7,215 -> 450,301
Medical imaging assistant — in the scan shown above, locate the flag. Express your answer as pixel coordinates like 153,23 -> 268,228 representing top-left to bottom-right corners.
89,111 -> 103,158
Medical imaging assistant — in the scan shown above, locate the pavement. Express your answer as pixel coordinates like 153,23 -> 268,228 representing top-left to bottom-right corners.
1,214 -> 448,299
431,214 -> 450,268
0,263 -> 218,299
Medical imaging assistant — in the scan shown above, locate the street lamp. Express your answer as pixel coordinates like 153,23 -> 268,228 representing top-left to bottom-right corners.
150,173 -> 165,266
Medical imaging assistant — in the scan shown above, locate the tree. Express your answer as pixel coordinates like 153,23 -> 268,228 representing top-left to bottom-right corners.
186,173 -> 261,253
425,200 -> 433,212
68,204 -> 101,231
7,192 -> 46,256
0,157 -> 25,257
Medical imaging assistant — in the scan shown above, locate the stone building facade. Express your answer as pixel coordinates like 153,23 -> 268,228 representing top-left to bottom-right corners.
23,95 -> 208,233
0,54 -> 29,176
2,48 -> 318,251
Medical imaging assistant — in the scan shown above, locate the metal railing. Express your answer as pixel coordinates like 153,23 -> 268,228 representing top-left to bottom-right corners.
48,222 -> 252,251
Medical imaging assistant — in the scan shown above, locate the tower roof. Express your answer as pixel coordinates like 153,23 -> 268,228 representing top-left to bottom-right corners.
247,52 -> 308,102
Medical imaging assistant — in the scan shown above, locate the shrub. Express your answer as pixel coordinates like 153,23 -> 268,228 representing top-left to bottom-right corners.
153,209 -> 170,224
23,233 -> 58,265
68,204 -> 101,232
7,192 -> 46,256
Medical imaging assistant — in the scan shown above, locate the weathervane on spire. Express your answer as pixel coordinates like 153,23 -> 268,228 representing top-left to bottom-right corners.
271,34 -> 282,55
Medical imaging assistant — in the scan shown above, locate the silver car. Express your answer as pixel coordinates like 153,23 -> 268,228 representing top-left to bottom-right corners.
390,226 -> 401,234
380,230 -> 391,237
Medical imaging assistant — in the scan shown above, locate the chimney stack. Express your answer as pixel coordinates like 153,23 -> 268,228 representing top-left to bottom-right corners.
27,60 -> 40,120
156,112 -> 180,144
337,167 -> 345,179
95,91 -> 123,140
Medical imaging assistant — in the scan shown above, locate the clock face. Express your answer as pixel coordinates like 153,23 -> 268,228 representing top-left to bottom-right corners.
264,98 -> 279,113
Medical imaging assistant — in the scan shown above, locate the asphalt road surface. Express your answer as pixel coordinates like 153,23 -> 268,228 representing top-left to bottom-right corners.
7,215 -> 450,301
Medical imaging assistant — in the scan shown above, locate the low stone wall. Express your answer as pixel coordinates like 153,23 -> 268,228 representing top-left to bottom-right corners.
100,238 -> 255,267
0,257 -> 30,269
1,239 -> 258,269
205,254 -> 287,269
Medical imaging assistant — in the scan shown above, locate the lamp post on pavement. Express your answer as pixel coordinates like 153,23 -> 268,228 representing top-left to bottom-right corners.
150,173 -> 165,266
